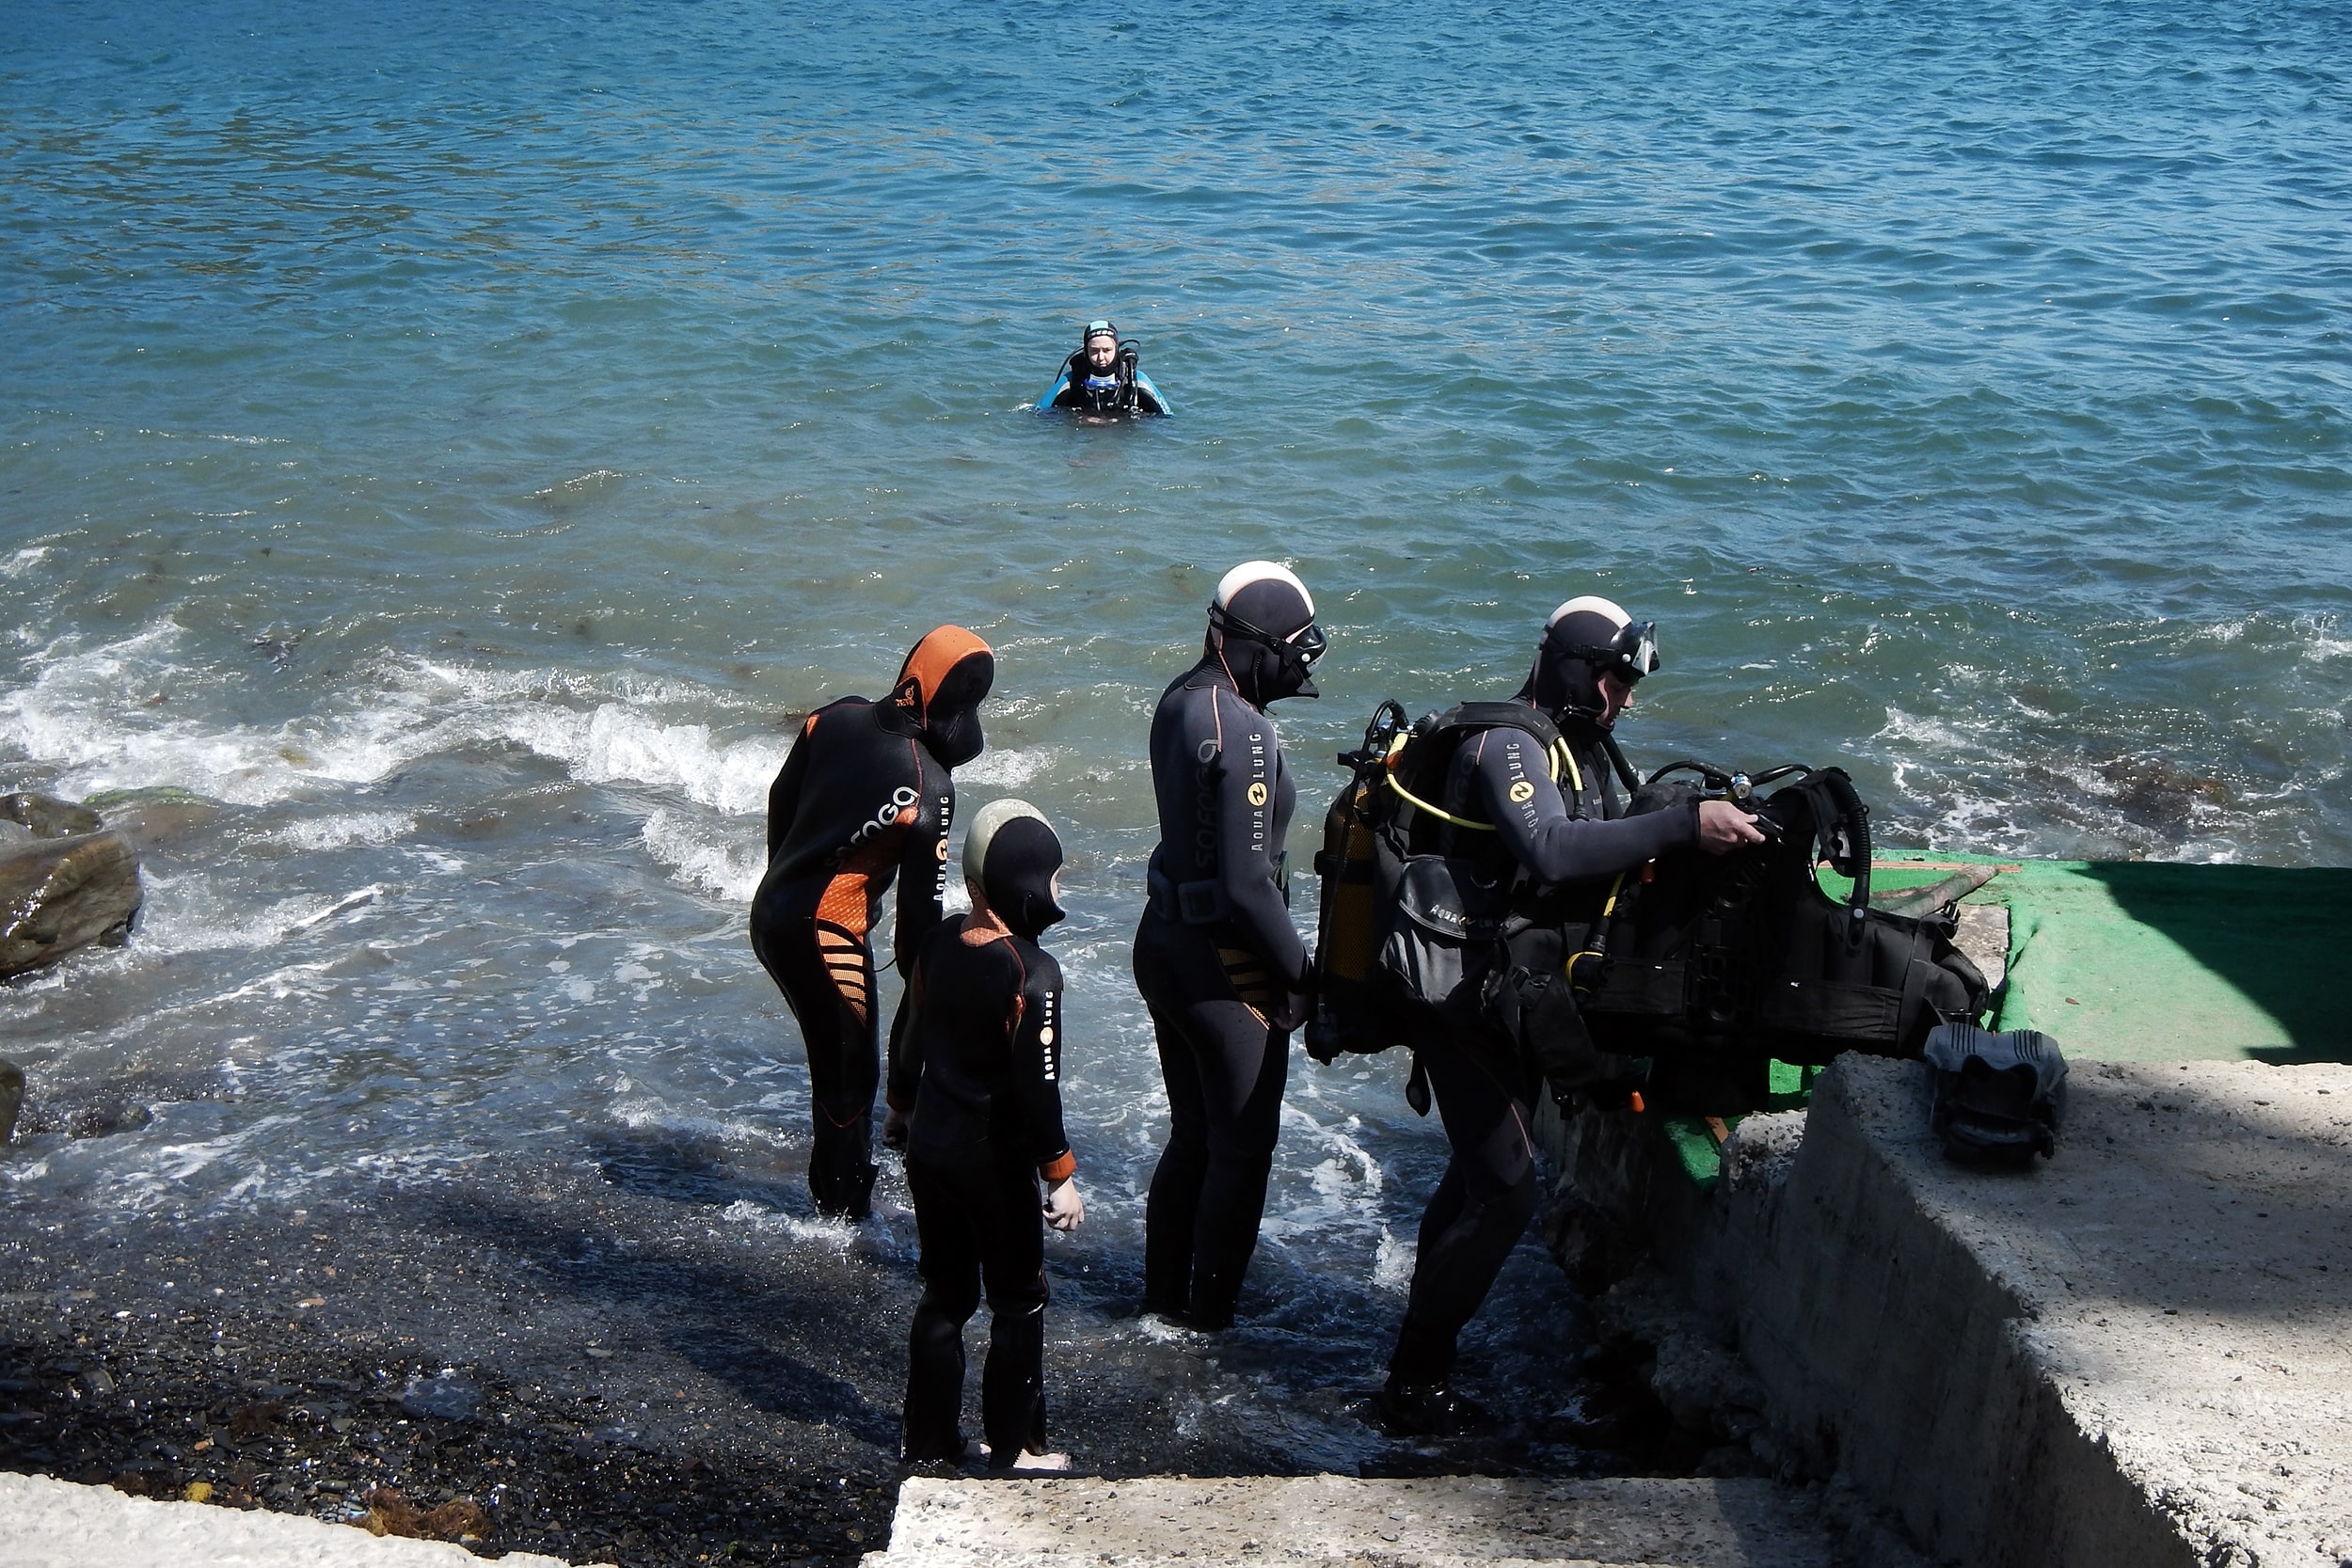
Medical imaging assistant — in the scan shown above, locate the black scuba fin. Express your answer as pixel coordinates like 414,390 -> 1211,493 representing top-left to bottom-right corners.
1921,1022 -> 2068,1167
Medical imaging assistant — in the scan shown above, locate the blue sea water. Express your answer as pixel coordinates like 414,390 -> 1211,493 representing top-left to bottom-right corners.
3,0 -> 2349,1469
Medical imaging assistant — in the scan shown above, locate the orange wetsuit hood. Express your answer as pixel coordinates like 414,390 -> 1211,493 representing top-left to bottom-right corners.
882,625 -> 994,768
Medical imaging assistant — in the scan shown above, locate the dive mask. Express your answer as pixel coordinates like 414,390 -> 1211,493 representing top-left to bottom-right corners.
1212,604 -> 1327,668
1559,620 -> 1661,684
1211,603 -> 1327,700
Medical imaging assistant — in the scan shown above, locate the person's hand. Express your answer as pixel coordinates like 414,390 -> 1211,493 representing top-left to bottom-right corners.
882,1107 -> 909,1152
1270,988 -> 1311,1034
1696,799 -> 1768,855
1041,1176 -> 1085,1232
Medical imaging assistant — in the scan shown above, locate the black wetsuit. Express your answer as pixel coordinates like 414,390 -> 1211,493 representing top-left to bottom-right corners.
1388,705 -> 1698,1390
888,910 -> 1073,1463
1134,658 -> 1305,1329
1050,351 -> 1168,416
750,699 -> 955,1218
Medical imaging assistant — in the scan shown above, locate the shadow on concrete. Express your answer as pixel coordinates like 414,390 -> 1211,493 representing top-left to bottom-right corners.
2079,863 -> 2352,1065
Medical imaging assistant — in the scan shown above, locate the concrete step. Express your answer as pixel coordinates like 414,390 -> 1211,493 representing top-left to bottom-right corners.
864,1474 -> 1846,1568
0,1468 -> 608,1568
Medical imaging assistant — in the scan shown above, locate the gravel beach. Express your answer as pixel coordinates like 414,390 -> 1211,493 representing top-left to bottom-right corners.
2,1130 -> 1680,1566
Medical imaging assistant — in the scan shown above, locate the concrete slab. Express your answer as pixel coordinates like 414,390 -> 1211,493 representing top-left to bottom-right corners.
863,1474 -> 1850,1568
1551,1055 -> 2352,1568
0,1469 -> 605,1568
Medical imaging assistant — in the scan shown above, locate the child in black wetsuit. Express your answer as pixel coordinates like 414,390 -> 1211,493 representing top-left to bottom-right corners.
882,798 -> 1083,1469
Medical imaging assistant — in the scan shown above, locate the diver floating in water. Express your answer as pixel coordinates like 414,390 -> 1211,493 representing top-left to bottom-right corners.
1037,319 -> 1170,417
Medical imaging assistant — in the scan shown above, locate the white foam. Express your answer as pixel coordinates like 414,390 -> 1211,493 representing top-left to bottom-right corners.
194,959 -> 342,1007
0,630 -> 1109,911
127,873 -> 387,958
958,747 -> 1055,789
0,626 -> 789,817
2294,612 -> 2350,663
87,1113 -> 304,1211
718,1197 -> 856,1248
266,812 -> 415,852
1259,1103 -> 1391,1248
642,808 -> 765,903
607,1101 -> 787,1151
1372,1226 -> 1415,1293
3,546 -> 50,578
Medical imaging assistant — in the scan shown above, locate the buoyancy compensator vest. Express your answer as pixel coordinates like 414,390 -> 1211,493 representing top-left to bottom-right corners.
1306,699 -> 1581,1065
1308,707 -> 1994,1114
1059,341 -> 1144,413
1572,759 -> 1990,1071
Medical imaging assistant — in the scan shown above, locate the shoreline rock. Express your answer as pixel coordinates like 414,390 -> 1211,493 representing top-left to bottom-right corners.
0,790 -> 146,982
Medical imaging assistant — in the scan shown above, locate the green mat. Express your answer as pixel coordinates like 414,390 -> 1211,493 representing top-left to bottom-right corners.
1659,854 -> 2352,1189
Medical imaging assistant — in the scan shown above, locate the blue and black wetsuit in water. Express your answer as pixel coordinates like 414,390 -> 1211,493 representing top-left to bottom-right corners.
1382,600 -> 1697,1423
1135,563 -> 1325,1329
887,800 -> 1074,1465
749,626 -> 993,1220
1036,323 -> 1171,416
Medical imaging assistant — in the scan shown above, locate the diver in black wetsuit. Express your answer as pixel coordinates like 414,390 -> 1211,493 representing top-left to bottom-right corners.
884,798 -> 1083,1470
1042,319 -> 1169,416
1377,597 -> 1764,1433
1135,562 -> 1327,1330
749,626 -> 994,1221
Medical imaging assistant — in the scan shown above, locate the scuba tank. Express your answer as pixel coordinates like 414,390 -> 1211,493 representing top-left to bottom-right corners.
1305,699 -> 1568,1063
1306,701 -> 1408,1063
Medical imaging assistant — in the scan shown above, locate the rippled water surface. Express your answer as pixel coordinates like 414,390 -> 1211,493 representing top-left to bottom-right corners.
4,0 -> 2349,1467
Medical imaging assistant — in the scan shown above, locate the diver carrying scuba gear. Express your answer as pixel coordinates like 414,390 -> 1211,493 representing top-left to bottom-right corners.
1037,317 -> 1172,416
1325,594 -> 1740,1429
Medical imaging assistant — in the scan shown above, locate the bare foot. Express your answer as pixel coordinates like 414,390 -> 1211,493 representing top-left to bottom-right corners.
1008,1449 -> 1072,1472
960,1439 -> 991,1465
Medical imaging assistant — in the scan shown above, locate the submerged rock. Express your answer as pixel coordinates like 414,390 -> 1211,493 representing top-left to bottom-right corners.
400,1368 -> 485,1422
1,1059 -> 22,1146
2,792 -> 103,840
75,785 -> 221,849
0,828 -> 142,980
65,1100 -> 154,1139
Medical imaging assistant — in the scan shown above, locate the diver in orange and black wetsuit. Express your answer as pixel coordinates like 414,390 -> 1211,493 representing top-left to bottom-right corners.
750,626 -> 995,1220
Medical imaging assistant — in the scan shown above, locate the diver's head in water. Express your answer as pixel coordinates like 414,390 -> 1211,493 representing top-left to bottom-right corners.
882,625 -> 995,768
963,797 -> 1066,942
1082,320 -> 1120,373
1519,595 -> 1658,731
1206,561 -> 1326,706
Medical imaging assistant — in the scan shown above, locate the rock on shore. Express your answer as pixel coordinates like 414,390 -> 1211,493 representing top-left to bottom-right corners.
0,791 -> 143,981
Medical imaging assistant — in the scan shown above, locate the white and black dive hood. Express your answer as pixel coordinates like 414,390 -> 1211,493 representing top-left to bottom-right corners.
1207,560 -> 1326,705
962,797 -> 1066,942
1522,594 -> 1659,729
